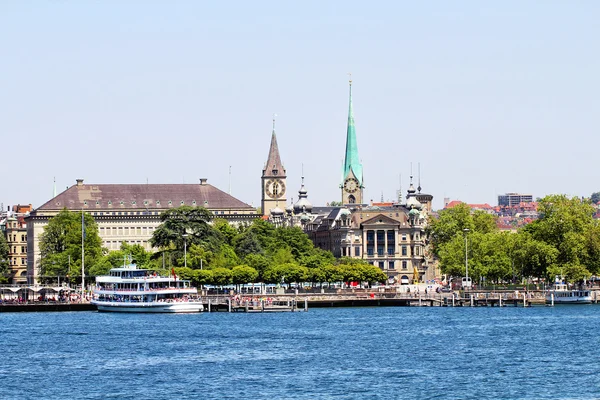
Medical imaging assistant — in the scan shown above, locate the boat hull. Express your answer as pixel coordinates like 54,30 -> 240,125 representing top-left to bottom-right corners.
545,297 -> 593,305
92,301 -> 203,313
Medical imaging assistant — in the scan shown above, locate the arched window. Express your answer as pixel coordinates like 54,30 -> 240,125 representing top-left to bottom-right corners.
348,195 -> 356,204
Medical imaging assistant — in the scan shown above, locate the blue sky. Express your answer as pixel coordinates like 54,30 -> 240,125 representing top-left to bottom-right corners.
1,1 -> 599,210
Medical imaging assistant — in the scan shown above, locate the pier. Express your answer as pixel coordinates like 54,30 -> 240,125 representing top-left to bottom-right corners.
2,289 -> 595,312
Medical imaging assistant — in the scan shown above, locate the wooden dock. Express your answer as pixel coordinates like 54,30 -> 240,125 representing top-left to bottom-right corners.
201,291 -> 549,311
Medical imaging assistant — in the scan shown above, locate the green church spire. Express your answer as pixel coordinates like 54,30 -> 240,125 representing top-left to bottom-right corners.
342,77 -> 363,185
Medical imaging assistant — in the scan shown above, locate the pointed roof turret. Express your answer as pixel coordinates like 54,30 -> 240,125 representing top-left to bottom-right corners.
294,176 -> 313,213
263,115 -> 286,177
342,77 -> 363,185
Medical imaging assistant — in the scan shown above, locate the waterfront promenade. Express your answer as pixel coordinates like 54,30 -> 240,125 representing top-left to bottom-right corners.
0,288 -> 575,312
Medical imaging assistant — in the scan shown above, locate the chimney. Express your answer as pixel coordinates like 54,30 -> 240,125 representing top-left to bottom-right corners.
76,179 -> 84,186
199,178 -> 207,186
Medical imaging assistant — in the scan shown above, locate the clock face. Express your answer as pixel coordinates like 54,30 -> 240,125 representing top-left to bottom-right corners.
344,178 -> 359,193
266,178 -> 286,198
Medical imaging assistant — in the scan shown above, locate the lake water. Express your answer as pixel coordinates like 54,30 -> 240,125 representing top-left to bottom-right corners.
1,305 -> 600,400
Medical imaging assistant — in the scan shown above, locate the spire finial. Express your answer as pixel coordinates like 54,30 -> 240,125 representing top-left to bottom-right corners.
53,177 -> 57,198
418,162 -> 422,193
272,113 -> 277,131
348,72 -> 352,86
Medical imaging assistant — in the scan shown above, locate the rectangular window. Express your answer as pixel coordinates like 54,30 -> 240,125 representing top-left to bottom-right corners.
402,246 -> 407,256
367,247 -> 374,256
402,261 -> 408,269
379,262 -> 385,270
402,234 -> 407,241
389,261 -> 395,270
387,248 -> 394,255
355,247 -> 360,256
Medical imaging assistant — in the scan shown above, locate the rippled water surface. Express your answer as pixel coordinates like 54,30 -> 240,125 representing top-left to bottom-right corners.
2,306 -> 600,399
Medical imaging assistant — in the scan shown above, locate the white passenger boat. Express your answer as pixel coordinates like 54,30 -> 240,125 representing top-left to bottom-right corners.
545,276 -> 592,305
91,264 -> 204,313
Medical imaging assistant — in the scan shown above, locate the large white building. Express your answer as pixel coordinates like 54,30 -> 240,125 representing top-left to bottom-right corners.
26,178 -> 257,283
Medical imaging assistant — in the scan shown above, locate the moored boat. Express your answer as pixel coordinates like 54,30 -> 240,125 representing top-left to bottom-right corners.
545,276 -> 592,304
91,264 -> 204,313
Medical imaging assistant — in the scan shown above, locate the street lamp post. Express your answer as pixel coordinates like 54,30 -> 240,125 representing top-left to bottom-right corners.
182,234 -> 188,268
464,228 -> 470,289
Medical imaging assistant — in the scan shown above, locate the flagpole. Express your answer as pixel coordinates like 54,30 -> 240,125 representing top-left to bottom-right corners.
81,209 -> 85,303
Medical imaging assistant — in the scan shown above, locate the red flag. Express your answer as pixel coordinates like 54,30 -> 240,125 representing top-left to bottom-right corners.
171,268 -> 177,280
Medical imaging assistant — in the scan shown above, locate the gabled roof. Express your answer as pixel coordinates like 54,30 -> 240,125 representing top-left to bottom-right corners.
36,180 -> 255,211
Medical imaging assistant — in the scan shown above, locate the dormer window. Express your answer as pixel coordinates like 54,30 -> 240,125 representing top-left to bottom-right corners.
132,201 -> 136,205
156,201 -> 160,205
192,200 -> 197,206
180,201 -> 185,205
168,201 -> 172,206
108,201 -> 112,206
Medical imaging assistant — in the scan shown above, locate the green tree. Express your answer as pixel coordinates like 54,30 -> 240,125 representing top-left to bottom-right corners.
213,218 -> 238,246
150,206 -> 222,254
210,267 -> 233,286
524,195 -> 596,281
234,230 -> 264,258
39,209 -> 105,283
362,265 -> 388,285
0,232 -> 10,283
591,192 -> 600,204
232,265 -> 259,286
192,269 -> 214,286
300,249 -> 336,269
427,203 -> 474,256
243,253 -> 270,275
273,226 -> 314,259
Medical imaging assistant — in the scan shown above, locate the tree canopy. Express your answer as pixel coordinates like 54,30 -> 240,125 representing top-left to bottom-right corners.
0,232 -> 10,283
431,195 -> 600,284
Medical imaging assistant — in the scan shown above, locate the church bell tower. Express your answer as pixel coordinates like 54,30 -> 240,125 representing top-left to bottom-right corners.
261,116 -> 287,216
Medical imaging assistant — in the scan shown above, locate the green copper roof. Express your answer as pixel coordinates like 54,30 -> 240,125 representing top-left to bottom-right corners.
342,82 -> 363,185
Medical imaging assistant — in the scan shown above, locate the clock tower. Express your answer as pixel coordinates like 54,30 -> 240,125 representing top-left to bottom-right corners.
261,117 -> 287,216
341,78 -> 364,204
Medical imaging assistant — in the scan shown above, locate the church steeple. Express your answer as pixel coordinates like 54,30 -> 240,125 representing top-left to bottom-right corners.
342,77 -> 363,186
341,76 -> 364,204
261,115 -> 287,217
263,116 -> 285,177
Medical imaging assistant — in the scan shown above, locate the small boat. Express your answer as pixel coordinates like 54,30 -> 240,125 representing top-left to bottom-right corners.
91,264 -> 204,313
545,276 -> 592,305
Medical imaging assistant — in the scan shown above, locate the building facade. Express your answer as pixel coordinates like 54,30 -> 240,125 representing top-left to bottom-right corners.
1,205 -> 32,284
26,179 -> 257,283
498,193 -> 533,207
306,181 -> 437,284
